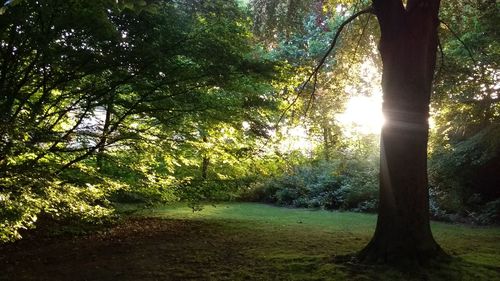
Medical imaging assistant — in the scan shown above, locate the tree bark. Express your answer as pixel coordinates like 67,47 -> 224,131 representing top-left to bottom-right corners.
201,135 -> 209,180
97,97 -> 113,170
359,0 -> 446,264
323,125 -> 330,161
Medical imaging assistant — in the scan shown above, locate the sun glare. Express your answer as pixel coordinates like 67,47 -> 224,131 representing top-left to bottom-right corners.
333,57 -> 385,136
336,94 -> 384,135
278,126 -> 315,154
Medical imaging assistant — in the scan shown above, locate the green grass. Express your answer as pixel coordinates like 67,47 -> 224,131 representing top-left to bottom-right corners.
120,202 -> 500,281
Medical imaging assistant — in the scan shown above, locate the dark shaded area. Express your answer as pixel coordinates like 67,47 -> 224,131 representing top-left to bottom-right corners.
1,216 -> 498,281
0,218 -> 251,281
474,155 -> 500,199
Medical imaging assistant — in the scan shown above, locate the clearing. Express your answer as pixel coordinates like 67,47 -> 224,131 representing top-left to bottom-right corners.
1,203 -> 499,280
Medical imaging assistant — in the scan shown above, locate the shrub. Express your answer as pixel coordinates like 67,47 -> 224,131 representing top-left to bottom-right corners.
0,173 -> 118,242
243,159 -> 379,212
472,199 -> 500,225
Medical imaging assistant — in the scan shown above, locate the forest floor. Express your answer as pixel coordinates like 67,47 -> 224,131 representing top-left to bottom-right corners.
1,203 -> 499,281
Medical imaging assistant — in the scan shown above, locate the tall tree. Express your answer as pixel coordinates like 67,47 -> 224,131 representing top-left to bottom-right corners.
0,0 -> 277,242
250,0 -> 446,263
358,0 -> 445,263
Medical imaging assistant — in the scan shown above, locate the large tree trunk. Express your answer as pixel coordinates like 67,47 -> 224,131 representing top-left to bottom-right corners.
359,0 -> 445,264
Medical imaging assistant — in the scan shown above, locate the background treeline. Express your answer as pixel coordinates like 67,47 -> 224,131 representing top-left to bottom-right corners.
1,0 -> 498,242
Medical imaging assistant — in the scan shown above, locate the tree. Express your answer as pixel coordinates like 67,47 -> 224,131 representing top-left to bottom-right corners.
427,0 -> 499,221
358,0 -> 445,263
0,0 -> 277,241
249,0 -> 447,263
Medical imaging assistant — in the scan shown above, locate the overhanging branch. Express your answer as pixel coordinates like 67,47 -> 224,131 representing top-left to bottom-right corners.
308,7 -> 375,86
305,7 -> 373,115
275,6 -> 375,126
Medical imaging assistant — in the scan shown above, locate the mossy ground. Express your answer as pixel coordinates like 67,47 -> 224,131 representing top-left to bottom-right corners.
1,203 -> 499,280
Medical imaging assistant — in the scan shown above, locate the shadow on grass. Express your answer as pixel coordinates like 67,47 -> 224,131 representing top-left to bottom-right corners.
329,252 -> 500,281
2,204 -> 499,281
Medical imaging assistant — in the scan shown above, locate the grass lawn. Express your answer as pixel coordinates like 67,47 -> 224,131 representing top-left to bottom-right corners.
1,202 -> 499,281
139,203 -> 500,280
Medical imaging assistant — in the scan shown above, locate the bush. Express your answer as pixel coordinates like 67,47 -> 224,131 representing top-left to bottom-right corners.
0,172 -> 118,242
429,124 -> 500,220
242,159 -> 379,212
472,199 -> 500,225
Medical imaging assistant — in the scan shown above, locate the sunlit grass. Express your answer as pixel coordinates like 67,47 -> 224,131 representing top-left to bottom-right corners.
125,202 -> 500,280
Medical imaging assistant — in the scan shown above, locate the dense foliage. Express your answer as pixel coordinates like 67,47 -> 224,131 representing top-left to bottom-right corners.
428,0 -> 500,224
246,158 -> 378,212
0,0 -> 278,241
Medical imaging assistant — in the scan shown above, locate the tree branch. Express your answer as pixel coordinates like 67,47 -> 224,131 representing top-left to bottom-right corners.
275,6 -> 375,127
434,35 -> 444,81
439,19 -> 476,65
